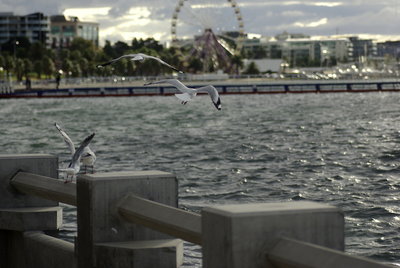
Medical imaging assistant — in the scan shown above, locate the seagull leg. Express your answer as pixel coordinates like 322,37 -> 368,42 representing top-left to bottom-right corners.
64,175 -> 70,183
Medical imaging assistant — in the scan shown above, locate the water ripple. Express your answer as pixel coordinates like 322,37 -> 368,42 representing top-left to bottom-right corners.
2,93 -> 400,266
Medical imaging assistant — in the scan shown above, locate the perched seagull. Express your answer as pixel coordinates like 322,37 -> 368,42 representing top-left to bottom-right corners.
58,132 -> 95,182
97,53 -> 183,73
55,123 -> 97,174
144,79 -> 221,110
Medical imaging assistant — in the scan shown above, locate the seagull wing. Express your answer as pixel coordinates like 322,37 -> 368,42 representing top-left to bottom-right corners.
69,133 -> 95,169
144,55 -> 183,73
194,85 -> 222,110
55,123 -> 75,155
175,93 -> 193,103
144,79 -> 191,93
97,54 -> 137,68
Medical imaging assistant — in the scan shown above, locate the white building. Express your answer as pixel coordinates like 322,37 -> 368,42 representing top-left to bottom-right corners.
242,32 -> 355,66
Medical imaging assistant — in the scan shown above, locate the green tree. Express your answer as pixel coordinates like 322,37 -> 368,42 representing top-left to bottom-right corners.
187,57 -> 203,73
103,40 -> 115,59
29,42 -> 47,62
4,55 -> 15,76
33,60 -> 43,79
231,54 -> 244,75
243,62 -> 260,75
62,59 -> 74,77
114,41 -> 130,56
70,37 -> 96,60
23,58 -> 33,76
42,56 -> 56,78
79,58 -> 89,77
0,55 -> 5,70
14,58 -> 25,81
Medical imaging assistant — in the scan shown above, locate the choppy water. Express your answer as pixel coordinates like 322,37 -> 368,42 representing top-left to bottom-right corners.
1,92 -> 400,266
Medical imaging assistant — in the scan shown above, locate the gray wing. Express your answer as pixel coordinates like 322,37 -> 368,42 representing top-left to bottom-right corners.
69,133 -> 95,168
194,85 -> 222,110
97,54 -> 138,67
141,54 -> 183,73
55,122 -> 75,155
144,79 -> 191,93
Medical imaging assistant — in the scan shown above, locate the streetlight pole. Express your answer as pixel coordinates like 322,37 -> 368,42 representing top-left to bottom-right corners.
13,40 -> 19,61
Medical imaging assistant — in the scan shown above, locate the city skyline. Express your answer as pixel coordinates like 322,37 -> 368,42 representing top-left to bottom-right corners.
2,0 -> 400,46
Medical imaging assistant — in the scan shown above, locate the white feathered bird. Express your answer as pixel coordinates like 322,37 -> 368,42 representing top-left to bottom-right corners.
57,132 -> 95,182
55,123 -> 97,174
144,79 -> 221,110
97,53 -> 183,73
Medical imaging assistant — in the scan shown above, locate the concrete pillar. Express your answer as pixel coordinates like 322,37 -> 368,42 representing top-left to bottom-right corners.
202,201 -> 344,268
0,154 -> 58,209
0,154 -> 60,268
23,231 -> 76,268
76,171 -> 183,268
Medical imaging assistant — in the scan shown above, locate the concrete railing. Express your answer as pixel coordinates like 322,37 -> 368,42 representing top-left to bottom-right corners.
0,154 -> 393,268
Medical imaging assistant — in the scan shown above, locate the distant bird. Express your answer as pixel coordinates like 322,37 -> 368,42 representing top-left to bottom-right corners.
58,132 -> 95,182
97,53 -> 183,73
144,79 -> 221,110
55,123 -> 97,174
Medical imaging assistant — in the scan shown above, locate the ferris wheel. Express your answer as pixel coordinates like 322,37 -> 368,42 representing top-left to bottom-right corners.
171,0 -> 245,53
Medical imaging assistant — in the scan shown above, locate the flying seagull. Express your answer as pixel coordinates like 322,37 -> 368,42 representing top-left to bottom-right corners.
144,79 -> 221,110
55,123 -> 97,174
58,132 -> 95,182
97,53 -> 183,73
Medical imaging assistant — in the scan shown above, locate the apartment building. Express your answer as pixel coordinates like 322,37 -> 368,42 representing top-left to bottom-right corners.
50,15 -> 99,48
0,12 -> 50,46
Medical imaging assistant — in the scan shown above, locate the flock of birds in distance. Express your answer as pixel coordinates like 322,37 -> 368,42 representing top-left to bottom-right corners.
57,53 -> 222,182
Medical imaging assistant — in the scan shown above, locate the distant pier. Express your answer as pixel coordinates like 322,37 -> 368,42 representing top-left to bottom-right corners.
1,79 -> 400,99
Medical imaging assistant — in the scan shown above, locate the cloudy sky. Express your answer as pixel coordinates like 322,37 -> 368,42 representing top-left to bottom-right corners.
1,0 -> 400,45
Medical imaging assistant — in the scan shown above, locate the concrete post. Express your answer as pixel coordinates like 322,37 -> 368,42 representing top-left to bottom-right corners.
76,171 -> 183,268
0,154 -> 61,268
0,154 -> 58,209
202,201 -> 344,268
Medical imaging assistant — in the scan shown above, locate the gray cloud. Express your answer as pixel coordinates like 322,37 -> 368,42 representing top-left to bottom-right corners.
1,0 -> 399,44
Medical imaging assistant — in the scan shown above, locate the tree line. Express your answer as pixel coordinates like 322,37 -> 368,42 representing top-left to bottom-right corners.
0,37 -> 262,82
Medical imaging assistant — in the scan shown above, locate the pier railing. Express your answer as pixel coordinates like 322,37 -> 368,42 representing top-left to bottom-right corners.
2,79 -> 400,99
0,154 -> 393,267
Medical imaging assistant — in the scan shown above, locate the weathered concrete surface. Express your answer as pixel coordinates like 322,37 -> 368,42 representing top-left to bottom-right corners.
0,155 -> 62,268
0,154 -> 58,209
11,171 -> 76,206
0,206 -> 62,231
95,239 -> 183,268
267,237 -> 392,268
202,201 -> 344,268
23,231 -> 76,268
76,170 -> 182,268
118,194 -> 201,244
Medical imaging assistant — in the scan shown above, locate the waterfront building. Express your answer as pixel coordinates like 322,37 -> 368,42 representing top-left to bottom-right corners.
377,41 -> 400,60
348,36 -> 377,62
243,32 -> 352,67
50,15 -> 99,48
0,12 -> 50,46
283,37 -> 351,66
